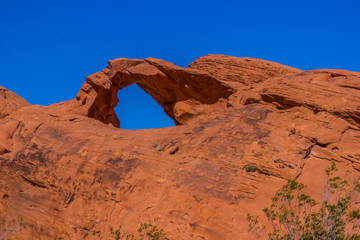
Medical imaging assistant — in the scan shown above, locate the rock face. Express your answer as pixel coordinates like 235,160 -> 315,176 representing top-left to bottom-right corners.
0,86 -> 29,119
189,55 -> 302,88
0,54 -> 359,239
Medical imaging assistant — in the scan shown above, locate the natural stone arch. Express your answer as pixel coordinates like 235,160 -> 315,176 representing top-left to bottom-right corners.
75,58 -> 233,128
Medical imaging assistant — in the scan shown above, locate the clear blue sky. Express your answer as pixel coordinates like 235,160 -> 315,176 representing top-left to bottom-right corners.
1,0 -> 359,129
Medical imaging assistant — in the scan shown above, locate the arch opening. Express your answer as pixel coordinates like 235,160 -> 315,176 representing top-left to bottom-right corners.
115,83 -> 176,130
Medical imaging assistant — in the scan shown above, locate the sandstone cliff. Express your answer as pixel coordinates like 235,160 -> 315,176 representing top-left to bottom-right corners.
0,54 -> 359,239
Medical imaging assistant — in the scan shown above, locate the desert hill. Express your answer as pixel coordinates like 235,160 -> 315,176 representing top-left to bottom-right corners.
0,54 -> 359,239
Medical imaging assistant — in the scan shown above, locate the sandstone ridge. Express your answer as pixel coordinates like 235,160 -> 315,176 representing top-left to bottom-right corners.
0,54 -> 359,239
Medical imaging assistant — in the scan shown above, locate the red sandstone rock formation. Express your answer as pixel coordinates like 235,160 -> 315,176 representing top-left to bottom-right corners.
0,55 -> 359,239
0,86 -> 29,119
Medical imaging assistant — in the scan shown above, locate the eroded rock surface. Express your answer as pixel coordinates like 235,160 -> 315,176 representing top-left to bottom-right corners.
0,86 -> 30,119
0,54 -> 359,239
189,54 -> 302,88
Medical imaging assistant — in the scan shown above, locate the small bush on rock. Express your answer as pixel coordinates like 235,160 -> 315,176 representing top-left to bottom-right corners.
0,217 -> 26,240
93,222 -> 167,240
248,161 -> 360,240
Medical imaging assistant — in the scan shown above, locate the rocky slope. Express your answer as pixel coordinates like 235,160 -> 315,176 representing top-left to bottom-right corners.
0,54 -> 359,239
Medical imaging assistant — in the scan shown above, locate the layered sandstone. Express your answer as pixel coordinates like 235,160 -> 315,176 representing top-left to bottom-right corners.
0,55 -> 359,239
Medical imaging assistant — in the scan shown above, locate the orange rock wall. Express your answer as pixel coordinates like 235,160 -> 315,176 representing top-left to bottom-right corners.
0,55 -> 359,239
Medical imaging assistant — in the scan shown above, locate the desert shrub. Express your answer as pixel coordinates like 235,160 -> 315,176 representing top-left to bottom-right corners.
248,161 -> 360,239
155,145 -> 164,152
0,217 -> 26,240
93,222 -> 167,240
244,164 -> 258,173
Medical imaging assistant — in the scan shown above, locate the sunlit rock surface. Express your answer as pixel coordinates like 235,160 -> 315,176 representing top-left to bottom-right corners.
0,54 -> 359,239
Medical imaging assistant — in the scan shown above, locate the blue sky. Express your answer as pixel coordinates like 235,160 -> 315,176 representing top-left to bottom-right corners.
1,0 -> 359,129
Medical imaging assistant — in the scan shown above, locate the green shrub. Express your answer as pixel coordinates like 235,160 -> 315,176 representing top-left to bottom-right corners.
93,222 -> 167,240
0,217 -> 26,240
155,145 -> 164,152
247,161 -> 360,239
244,164 -> 258,173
